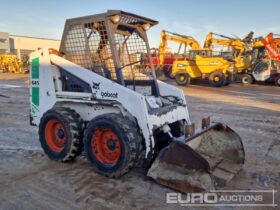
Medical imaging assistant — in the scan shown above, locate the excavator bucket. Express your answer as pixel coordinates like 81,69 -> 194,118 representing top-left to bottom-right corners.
148,123 -> 245,193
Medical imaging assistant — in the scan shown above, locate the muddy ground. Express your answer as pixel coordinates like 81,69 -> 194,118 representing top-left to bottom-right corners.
0,73 -> 279,210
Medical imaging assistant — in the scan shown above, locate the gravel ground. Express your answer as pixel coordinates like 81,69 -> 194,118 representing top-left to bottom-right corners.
0,73 -> 279,210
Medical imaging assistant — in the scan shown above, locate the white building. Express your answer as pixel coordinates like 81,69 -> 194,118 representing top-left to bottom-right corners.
0,32 -> 60,60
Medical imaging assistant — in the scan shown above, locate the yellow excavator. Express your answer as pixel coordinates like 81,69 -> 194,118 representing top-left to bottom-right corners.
160,30 -> 234,87
204,32 -> 250,73
157,30 -> 200,79
203,32 -> 263,83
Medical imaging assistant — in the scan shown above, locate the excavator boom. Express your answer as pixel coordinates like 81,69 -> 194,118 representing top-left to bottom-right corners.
159,30 -> 201,65
204,32 -> 246,52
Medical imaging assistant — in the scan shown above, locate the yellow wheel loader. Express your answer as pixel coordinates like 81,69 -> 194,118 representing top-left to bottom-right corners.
160,31 -> 235,87
29,10 -> 245,193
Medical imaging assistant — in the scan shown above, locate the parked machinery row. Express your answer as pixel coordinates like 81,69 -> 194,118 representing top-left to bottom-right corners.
0,54 -> 29,74
152,30 -> 280,87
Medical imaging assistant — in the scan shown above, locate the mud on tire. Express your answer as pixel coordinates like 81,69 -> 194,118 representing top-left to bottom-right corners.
39,108 -> 84,162
83,113 -> 143,178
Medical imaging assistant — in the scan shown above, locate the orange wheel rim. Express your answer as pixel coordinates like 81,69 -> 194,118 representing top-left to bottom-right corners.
91,128 -> 121,165
45,119 -> 67,153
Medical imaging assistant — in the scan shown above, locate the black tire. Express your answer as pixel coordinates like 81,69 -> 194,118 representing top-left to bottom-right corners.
83,113 -> 143,178
209,71 -> 226,87
274,75 -> 280,86
175,72 -> 190,86
241,74 -> 253,85
39,108 -> 84,162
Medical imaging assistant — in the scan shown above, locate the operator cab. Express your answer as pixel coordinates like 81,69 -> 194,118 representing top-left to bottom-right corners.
188,49 -> 217,60
59,10 -> 159,96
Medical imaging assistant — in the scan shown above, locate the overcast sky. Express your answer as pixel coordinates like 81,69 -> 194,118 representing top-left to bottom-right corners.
1,0 -> 279,48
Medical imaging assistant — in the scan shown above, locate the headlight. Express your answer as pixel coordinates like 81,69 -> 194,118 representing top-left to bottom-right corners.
110,15 -> 120,24
142,23 -> 151,31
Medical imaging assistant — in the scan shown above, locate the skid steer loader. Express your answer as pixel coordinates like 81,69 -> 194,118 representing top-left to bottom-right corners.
30,10 -> 245,193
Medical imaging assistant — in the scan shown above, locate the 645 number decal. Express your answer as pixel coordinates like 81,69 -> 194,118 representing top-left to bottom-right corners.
32,80 -> 39,86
